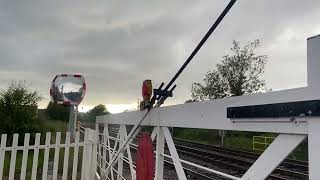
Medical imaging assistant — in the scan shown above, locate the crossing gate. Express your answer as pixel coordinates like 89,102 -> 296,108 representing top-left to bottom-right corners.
95,35 -> 320,180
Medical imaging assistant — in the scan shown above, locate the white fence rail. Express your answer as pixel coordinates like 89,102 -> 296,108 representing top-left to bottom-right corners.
0,129 -> 96,180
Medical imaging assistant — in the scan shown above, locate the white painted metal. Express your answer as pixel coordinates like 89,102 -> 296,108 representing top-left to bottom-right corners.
105,124 -> 115,180
42,132 -> 51,180
31,133 -> 41,180
69,105 -> 78,139
104,126 -> 143,177
0,134 -> 7,178
308,118 -> 320,179
113,130 -> 120,155
72,132 -> 80,180
122,125 -> 136,179
307,34 -> 320,89
53,132 -> 61,180
97,87 -> 317,134
86,130 -> 93,180
81,129 -> 89,180
151,126 -> 158,142
0,131 -> 90,180
155,126 -> 165,180
62,132 -> 71,180
163,127 -> 187,180
241,134 -> 306,179
8,134 -> 18,180
102,124 -> 108,170
117,125 -> 124,180
20,133 -> 30,180
106,128 -> 121,180
96,124 -> 103,170
90,130 -> 98,180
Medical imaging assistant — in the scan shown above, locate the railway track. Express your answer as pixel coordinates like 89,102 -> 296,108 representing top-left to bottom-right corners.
128,145 -> 218,180
103,128 -> 308,179
174,140 -> 307,180
174,139 -> 308,175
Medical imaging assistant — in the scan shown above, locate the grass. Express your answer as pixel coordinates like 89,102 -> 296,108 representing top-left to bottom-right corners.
224,136 -> 253,150
3,150 -> 45,178
173,128 -> 308,161
41,119 -> 68,133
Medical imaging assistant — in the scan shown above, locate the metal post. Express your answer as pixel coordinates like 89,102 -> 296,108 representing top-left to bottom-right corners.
163,127 -> 187,180
219,130 -> 225,147
117,125 -> 124,180
68,105 -> 78,139
155,126 -> 165,179
308,119 -> 320,179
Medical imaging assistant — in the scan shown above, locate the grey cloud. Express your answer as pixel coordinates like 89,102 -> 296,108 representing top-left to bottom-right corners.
0,0 -> 319,107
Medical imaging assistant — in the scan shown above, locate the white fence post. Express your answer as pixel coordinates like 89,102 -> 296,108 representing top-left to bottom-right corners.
163,127 -> 187,180
122,125 -> 136,179
62,132 -> 71,180
20,133 -> 30,180
105,123 -> 115,180
96,123 -> 102,172
42,132 -> 51,180
308,119 -> 320,180
31,133 -> 41,180
102,124 -> 107,170
90,129 -> 98,180
0,134 -> 7,178
155,126 -> 165,180
81,129 -> 89,180
53,132 -> 61,180
117,125 -> 124,180
8,134 -> 18,180
72,132 -> 80,180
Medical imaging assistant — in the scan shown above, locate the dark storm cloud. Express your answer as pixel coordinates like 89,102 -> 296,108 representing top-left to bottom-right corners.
0,0 -> 319,107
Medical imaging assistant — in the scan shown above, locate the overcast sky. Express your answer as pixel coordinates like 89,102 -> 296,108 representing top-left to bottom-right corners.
0,0 -> 319,113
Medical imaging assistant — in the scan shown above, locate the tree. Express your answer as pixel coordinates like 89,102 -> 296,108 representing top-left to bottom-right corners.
0,81 -> 42,136
86,104 -> 110,123
46,101 -> 70,121
191,39 -> 268,101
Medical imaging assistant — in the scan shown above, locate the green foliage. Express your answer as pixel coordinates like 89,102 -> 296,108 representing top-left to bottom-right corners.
224,136 -> 253,150
46,101 -> 70,121
192,39 -> 268,100
86,104 -> 110,123
181,40 -> 275,155
173,128 -> 220,144
41,118 -> 67,132
0,81 -> 42,137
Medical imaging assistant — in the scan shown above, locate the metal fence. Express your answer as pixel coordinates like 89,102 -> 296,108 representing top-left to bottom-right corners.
253,136 -> 276,151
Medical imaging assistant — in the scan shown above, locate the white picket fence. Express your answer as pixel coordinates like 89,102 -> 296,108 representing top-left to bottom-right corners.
0,129 -> 97,180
